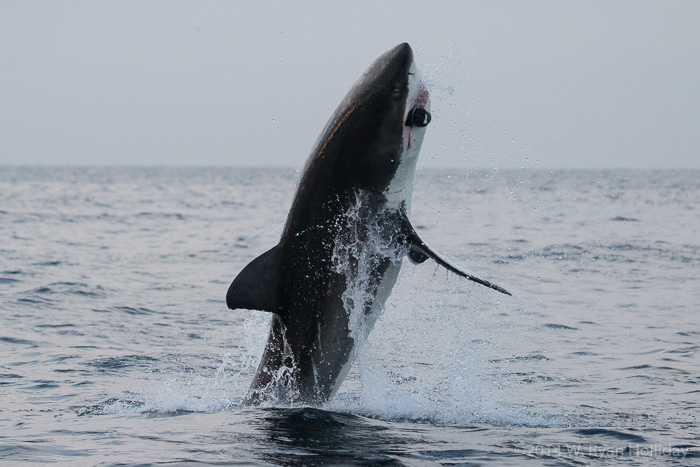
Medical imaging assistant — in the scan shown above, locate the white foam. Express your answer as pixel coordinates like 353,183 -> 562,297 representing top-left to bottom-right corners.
324,262 -> 567,428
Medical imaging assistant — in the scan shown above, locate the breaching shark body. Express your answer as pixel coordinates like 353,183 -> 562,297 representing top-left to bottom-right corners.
226,43 -> 510,405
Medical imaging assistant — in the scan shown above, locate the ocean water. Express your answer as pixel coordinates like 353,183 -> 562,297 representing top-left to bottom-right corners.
0,166 -> 698,465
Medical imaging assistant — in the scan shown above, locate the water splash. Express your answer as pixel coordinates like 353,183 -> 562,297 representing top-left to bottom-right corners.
323,191 -> 536,425
324,200 -> 556,426
331,191 -> 406,346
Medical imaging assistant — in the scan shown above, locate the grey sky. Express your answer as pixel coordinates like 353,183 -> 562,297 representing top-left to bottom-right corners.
1,1 -> 698,169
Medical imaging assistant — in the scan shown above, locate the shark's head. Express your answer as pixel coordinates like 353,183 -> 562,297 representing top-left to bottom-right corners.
308,43 -> 430,205
394,44 -> 431,212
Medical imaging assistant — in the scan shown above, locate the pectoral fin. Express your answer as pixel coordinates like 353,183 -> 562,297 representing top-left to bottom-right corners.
226,245 -> 283,312
399,213 -> 511,296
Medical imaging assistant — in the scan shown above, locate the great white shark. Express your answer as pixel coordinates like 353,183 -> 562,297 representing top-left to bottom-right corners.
227,43 -> 510,405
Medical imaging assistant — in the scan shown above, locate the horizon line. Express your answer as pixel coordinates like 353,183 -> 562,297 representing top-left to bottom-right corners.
2,163 -> 699,171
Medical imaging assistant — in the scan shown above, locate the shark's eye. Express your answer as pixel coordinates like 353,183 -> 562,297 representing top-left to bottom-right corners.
405,107 -> 431,127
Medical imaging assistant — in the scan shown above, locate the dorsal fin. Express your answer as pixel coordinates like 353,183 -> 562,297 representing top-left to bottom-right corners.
226,245 -> 283,312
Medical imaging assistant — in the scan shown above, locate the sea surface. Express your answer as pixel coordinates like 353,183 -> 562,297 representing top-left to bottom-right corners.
1,166 -> 698,465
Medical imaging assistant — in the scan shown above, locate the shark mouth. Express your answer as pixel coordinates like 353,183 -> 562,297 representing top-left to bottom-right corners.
406,84 -> 430,150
